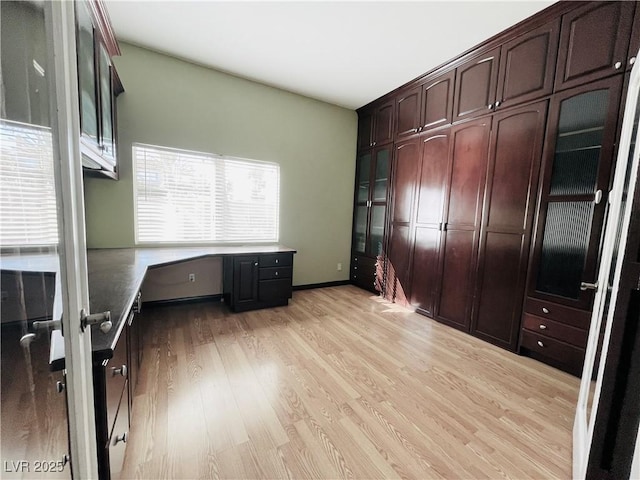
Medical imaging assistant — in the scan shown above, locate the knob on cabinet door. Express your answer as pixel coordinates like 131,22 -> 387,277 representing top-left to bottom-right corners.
614,61 -> 622,69
114,432 -> 128,445
537,341 -> 545,348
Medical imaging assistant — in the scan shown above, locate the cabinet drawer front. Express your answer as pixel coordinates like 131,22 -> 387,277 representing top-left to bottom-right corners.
520,330 -> 585,371
522,313 -> 588,348
259,253 -> 293,268
108,386 -> 130,479
351,263 -> 376,283
351,255 -> 377,269
259,266 -> 292,280
106,328 -> 128,431
524,297 -> 590,329
258,279 -> 292,301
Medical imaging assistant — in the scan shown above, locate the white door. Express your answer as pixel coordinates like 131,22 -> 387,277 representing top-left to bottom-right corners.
573,50 -> 640,480
1,2 -> 98,478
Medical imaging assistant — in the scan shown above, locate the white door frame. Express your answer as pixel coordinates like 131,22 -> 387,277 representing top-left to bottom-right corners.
47,2 -> 98,477
573,50 -> 640,479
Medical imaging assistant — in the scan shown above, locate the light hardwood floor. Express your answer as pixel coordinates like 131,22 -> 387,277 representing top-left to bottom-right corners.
121,285 -> 579,479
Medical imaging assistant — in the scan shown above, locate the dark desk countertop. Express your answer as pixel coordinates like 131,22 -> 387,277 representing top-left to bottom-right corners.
2,245 -> 297,370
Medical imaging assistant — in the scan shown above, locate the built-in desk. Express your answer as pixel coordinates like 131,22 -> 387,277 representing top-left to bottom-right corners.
1,245 -> 296,480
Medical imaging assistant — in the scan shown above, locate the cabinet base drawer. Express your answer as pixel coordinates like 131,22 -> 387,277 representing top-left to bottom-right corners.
522,313 -> 588,348
520,330 -> 585,376
258,279 -> 292,301
259,253 -> 293,268
524,297 -> 591,329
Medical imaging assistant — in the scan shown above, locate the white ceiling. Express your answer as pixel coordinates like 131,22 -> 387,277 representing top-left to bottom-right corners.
104,1 -> 555,110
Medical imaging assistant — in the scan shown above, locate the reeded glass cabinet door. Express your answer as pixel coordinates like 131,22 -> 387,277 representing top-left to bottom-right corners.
532,77 -> 622,308
76,1 -> 98,143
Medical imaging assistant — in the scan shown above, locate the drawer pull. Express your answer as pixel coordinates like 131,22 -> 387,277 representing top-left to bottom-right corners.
537,341 -> 545,348
542,307 -> 549,314
275,271 -> 279,276
354,266 -> 358,270
114,432 -> 128,445
112,365 -> 128,378
539,324 -> 547,330
275,259 -> 279,264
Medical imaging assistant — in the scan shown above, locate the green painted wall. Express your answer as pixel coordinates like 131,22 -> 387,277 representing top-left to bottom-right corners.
83,43 -> 357,286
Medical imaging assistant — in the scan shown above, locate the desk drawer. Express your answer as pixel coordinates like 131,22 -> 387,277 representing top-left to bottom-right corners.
106,325 -> 128,431
259,253 -> 293,268
259,279 -> 292,301
259,266 -> 292,280
522,314 -> 588,348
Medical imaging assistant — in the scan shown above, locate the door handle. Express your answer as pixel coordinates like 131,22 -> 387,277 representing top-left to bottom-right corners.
80,309 -> 112,333
580,281 -> 599,291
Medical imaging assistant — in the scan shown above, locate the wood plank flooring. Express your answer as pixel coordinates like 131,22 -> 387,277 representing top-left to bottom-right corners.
121,285 -> 579,479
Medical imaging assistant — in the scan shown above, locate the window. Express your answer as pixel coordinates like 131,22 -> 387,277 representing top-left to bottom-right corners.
0,119 -> 58,247
133,143 -> 280,244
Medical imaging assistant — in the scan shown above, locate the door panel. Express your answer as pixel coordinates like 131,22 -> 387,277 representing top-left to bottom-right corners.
555,1 -> 634,90
410,226 -> 441,315
234,256 -> 259,305
387,224 -> 412,305
421,71 -> 455,130
473,101 -> 547,350
392,139 -> 420,224
497,19 -> 560,109
437,229 -> 476,330
415,130 -> 450,226
446,119 -> 491,227
453,48 -> 500,122
357,111 -> 373,150
474,232 -> 525,348
396,87 -> 421,139
373,101 -> 394,146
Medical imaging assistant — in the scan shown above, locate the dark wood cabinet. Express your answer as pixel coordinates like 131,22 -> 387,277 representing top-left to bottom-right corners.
409,128 -> 450,316
522,75 -> 623,373
351,143 -> 391,293
471,101 -> 548,351
496,20 -> 560,109
75,0 -> 123,179
396,86 -> 421,139
435,118 -> 491,331
452,47 -> 500,122
395,70 -> 455,140
358,100 -> 395,149
421,70 -> 455,131
555,1 -> 634,91
224,253 -> 294,312
386,138 -> 421,303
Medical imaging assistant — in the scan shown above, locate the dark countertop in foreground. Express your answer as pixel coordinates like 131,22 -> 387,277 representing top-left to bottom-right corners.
2,245 -> 297,370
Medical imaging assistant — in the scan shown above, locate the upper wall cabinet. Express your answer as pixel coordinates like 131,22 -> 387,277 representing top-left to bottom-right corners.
357,100 -> 395,150
452,47 -> 500,123
555,1 -> 634,92
395,70 -> 455,139
76,0 -> 123,179
495,19 -> 560,110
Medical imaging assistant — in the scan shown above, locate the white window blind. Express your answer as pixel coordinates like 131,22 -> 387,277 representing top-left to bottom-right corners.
0,119 -> 58,247
133,143 -> 279,244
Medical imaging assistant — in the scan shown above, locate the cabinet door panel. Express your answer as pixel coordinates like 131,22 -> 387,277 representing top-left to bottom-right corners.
396,87 -> 421,139
474,232 -> 525,349
497,20 -> 559,109
473,101 -> 547,350
234,256 -> 258,305
555,2 -> 634,90
485,102 -> 548,232
415,130 -> 450,225
357,111 -> 373,150
392,139 -> 420,224
410,226 -> 441,315
630,5 -> 640,71
453,48 -> 500,122
437,228 -> 476,330
387,224 -> 412,304
446,119 -> 491,227
374,101 -> 394,146
421,71 -> 455,130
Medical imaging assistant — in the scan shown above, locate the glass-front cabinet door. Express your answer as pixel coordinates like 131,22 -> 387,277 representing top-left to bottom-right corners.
1,1 -> 97,478
352,146 -> 390,257
530,76 -> 623,310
